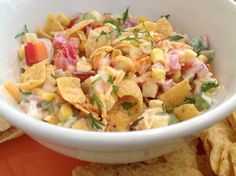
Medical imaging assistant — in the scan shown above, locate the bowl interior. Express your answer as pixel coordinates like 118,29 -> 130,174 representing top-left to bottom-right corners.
0,0 -> 236,129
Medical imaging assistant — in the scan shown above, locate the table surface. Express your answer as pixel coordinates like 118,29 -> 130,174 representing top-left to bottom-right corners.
0,135 -> 87,176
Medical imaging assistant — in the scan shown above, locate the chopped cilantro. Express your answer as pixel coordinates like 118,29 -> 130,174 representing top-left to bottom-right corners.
122,7 -> 129,24
168,35 -> 184,41
122,102 -> 134,110
121,36 -> 141,43
88,113 -> 104,131
129,116 -> 144,128
201,81 -> 218,92
91,93 -> 104,112
14,24 -> 29,39
96,31 -> 111,42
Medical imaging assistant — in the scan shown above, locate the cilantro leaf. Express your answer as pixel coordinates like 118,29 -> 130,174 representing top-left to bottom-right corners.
91,93 -> 104,112
122,102 -> 134,110
201,81 -> 218,92
194,97 -> 211,111
168,35 -> 184,41
88,113 -> 104,131
107,76 -> 119,96
96,31 -> 111,42
107,76 -> 114,84
121,36 -> 141,43
15,24 -> 29,39
129,116 -> 144,128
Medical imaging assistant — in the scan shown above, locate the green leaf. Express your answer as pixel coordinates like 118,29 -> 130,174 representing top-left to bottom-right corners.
168,114 -> 180,124
189,36 -> 207,54
88,113 -> 104,131
122,102 -> 134,110
160,14 -> 170,19
91,93 -> 104,112
129,116 -> 144,128
168,35 -> 184,41
108,76 -> 119,96
185,97 -> 196,104
20,92 -> 31,102
15,24 -> 29,39
200,50 -> 215,62
96,31 -> 111,42
122,7 -> 129,24
194,96 -> 211,111
107,76 -> 114,84
201,81 -> 218,92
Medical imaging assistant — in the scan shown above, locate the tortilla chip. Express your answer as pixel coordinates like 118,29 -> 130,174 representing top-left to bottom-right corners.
0,127 -> 23,143
18,61 -> 46,91
228,111 -> 236,132
159,79 -> 191,107
57,77 -> 86,104
218,142 -> 234,176
0,118 -> 11,132
72,162 -> 203,176
136,21 -> 157,31
39,13 -> 64,36
37,27 -> 53,40
173,104 -> 200,121
90,46 -> 113,59
200,120 -> 236,174
230,143 -> 236,175
107,79 -> 143,131
65,19 -> 94,37
155,17 -> 173,37
164,140 -> 199,169
197,154 -> 215,176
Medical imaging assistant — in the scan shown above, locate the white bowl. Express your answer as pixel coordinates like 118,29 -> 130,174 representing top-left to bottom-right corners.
0,0 -> 236,164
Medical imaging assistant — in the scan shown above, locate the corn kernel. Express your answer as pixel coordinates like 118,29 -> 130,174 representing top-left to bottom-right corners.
44,115 -> 58,124
137,16 -> 148,24
57,13 -> 70,26
40,91 -> 56,101
151,68 -> 166,80
149,100 -> 164,108
185,49 -> 197,59
3,81 -> 21,102
22,33 -> 37,43
172,71 -> 181,82
18,44 -> 25,60
58,104 -> 73,123
140,42 -> 152,54
150,48 -> 165,63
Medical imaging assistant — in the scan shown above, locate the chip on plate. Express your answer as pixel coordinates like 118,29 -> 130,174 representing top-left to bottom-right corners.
155,17 -> 173,37
0,127 -> 23,144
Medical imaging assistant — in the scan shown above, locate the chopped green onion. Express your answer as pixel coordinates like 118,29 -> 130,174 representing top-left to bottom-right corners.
122,7 -> 129,24
121,36 -> 141,43
91,93 -> 104,112
185,97 -> 196,104
107,76 -> 119,96
88,113 -> 104,131
129,116 -> 144,128
201,81 -> 218,92
168,35 -> 184,41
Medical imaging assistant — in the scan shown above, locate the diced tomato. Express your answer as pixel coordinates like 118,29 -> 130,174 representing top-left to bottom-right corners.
25,42 -> 48,66
182,62 -> 193,71
92,23 -> 103,29
73,71 -> 96,82
109,59 -> 117,67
